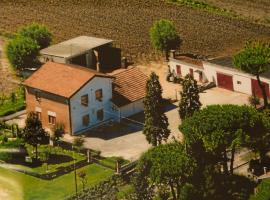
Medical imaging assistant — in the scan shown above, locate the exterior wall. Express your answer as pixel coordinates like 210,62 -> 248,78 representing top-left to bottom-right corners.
169,58 -> 207,82
119,99 -> 144,119
25,89 -> 71,134
203,62 -> 269,96
70,77 -> 114,134
39,54 -> 66,64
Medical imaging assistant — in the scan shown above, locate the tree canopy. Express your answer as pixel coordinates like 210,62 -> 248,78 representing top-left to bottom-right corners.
143,72 -> 170,146
179,74 -> 202,120
18,23 -> 52,49
6,36 -> 40,70
179,105 -> 269,174
135,142 -> 197,200
150,19 -> 180,59
234,41 -> 270,107
23,112 -> 49,159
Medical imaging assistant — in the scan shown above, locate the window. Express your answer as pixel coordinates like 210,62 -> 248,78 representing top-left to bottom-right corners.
97,109 -> 104,121
48,115 -> 56,125
237,81 -> 241,85
36,111 -> 41,120
95,89 -> 103,101
82,114 -> 90,126
81,94 -> 89,106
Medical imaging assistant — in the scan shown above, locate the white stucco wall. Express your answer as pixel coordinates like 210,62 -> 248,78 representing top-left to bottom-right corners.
203,62 -> 270,95
118,99 -> 144,120
169,58 -> 207,82
70,76 -> 114,134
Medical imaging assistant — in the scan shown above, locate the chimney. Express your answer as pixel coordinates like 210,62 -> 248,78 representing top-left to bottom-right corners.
170,50 -> 176,59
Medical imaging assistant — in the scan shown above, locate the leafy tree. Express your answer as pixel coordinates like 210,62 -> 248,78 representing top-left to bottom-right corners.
18,23 -> 52,49
51,123 -> 65,146
6,36 -> 40,70
150,19 -> 180,60
23,112 -> 48,159
179,74 -> 202,120
143,72 -> 170,146
135,142 -> 197,200
180,105 -> 260,175
234,41 -> 270,108
248,95 -> 260,108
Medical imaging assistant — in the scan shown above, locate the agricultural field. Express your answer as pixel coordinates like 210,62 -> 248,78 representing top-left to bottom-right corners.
0,0 -> 270,62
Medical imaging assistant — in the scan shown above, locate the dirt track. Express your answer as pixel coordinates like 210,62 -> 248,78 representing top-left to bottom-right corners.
0,0 -> 270,61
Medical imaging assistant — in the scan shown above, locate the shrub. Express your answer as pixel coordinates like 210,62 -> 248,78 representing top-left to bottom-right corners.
249,95 -> 260,108
18,23 -> 52,49
6,36 -> 40,70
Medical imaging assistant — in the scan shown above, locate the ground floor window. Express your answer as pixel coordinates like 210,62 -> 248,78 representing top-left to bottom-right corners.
82,114 -> 90,126
97,109 -> 104,121
48,115 -> 56,125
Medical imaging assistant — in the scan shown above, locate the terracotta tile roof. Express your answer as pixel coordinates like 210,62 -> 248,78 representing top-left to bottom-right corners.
112,67 -> 148,107
24,62 -> 112,98
174,56 -> 204,69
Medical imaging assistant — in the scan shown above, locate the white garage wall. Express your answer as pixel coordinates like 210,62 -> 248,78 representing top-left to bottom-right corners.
169,58 -> 207,82
70,76 -> 114,134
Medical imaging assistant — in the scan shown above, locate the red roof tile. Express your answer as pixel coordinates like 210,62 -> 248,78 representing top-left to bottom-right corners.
24,62 -> 112,98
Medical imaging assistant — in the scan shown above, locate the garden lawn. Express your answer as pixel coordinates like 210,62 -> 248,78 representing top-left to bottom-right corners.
0,89 -> 25,117
0,163 -> 114,200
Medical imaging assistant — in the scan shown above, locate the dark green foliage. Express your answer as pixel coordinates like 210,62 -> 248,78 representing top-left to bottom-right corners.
143,72 -> 170,146
179,74 -> 201,120
51,123 -> 65,146
179,183 -> 198,200
6,36 -> 40,70
180,105 -> 267,174
250,180 -> 270,200
249,95 -> 261,108
73,137 -> 84,151
18,23 -> 52,49
150,19 -> 180,59
135,143 -> 196,200
234,41 -> 270,108
22,112 -> 48,159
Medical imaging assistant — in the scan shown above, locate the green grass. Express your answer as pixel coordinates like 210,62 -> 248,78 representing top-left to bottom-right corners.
98,157 -> 129,169
168,0 -> 237,17
0,163 -> 114,200
24,144 -> 86,174
250,179 -> 270,200
0,88 -> 25,117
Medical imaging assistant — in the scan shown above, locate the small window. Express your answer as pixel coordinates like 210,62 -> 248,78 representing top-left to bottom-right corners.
237,81 -> 241,85
48,115 -> 56,125
81,94 -> 89,106
97,109 -> 104,121
82,114 -> 90,126
95,89 -> 103,101
36,112 -> 41,120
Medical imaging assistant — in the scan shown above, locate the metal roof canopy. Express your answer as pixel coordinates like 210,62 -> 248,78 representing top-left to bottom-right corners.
40,36 -> 113,59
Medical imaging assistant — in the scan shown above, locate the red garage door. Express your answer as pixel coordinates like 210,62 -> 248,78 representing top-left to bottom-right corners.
251,79 -> 270,99
217,72 -> 234,91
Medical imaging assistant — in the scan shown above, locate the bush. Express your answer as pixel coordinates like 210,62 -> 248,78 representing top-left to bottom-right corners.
18,23 -> 52,49
249,95 -> 260,108
5,36 -> 40,70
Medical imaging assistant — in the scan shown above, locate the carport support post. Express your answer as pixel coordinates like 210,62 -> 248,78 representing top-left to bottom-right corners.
87,149 -> 91,163
116,160 -> 121,174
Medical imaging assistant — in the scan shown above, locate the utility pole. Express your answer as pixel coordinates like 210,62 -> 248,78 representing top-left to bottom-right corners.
72,145 -> 78,199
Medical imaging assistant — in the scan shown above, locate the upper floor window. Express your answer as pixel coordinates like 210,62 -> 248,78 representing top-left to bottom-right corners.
35,90 -> 41,101
95,89 -> 103,101
36,111 -> 41,120
97,109 -> 104,121
82,114 -> 90,126
48,115 -> 56,125
81,94 -> 89,106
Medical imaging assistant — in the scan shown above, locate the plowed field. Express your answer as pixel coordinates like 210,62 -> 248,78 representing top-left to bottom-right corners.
0,0 -> 270,61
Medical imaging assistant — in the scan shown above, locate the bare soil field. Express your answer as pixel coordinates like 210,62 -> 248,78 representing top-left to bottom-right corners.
202,0 -> 270,24
0,0 -> 270,61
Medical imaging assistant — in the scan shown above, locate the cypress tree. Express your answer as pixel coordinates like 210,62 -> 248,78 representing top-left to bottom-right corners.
143,72 -> 170,146
179,74 -> 201,120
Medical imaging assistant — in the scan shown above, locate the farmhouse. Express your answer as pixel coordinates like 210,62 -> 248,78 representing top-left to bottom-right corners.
39,36 -> 121,72
23,62 -> 147,135
169,54 -> 270,99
